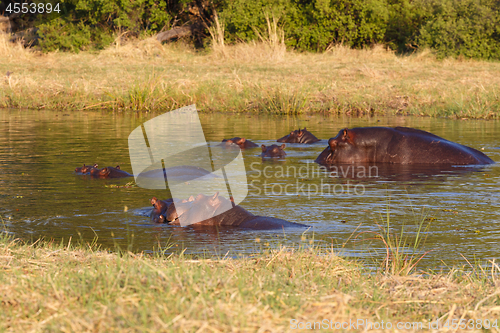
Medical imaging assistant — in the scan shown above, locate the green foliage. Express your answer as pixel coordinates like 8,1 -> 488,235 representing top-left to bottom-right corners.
220,0 -> 292,42
385,0 -> 430,53
417,0 -> 500,59
30,0 -> 500,59
38,18 -> 93,52
220,0 -> 389,51
295,0 -> 388,51
37,0 -> 172,51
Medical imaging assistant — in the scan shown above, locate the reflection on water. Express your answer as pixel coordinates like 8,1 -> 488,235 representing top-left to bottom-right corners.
0,109 -> 499,269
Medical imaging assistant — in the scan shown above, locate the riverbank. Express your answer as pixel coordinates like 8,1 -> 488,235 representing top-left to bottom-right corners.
1,233 -> 499,332
1,35 -> 500,118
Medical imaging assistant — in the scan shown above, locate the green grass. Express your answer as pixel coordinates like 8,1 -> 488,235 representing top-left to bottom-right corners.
1,36 -> 500,118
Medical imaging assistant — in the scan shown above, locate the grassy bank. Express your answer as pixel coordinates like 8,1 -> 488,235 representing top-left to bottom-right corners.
1,233 -> 500,332
1,34 -> 500,118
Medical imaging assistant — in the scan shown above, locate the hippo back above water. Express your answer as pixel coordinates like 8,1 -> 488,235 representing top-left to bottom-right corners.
315,127 -> 494,165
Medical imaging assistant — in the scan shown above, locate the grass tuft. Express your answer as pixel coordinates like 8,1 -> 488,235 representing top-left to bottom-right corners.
355,197 -> 434,276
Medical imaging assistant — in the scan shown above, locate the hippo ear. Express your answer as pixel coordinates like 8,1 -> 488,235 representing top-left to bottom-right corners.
188,195 -> 195,202
212,192 -> 219,201
261,144 -> 266,152
342,129 -> 355,145
303,127 -> 307,131
93,163 -> 98,168
151,197 -> 157,206
280,144 -> 286,150
240,138 -> 246,142
116,165 -> 121,169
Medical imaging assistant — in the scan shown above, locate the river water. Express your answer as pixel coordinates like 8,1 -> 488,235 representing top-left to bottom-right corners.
0,109 -> 498,269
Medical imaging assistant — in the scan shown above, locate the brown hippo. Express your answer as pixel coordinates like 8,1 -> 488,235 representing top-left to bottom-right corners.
261,144 -> 286,158
315,127 -> 495,165
91,165 -> 133,178
150,197 -> 174,223
277,128 -> 320,144
156,193 -> 309,229
221,137 -> 258,149
75,163 -> 98,174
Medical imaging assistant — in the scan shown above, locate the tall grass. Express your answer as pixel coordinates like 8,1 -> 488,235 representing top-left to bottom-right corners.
252,14 -> 286,61
207,10 -> 226,58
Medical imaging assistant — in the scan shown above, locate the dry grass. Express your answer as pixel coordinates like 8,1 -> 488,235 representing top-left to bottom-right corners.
1,233 -> 500,332
1,33 -> 500,117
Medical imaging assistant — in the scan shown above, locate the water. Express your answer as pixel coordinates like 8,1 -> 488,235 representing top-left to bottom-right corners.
0,109 -> 499,269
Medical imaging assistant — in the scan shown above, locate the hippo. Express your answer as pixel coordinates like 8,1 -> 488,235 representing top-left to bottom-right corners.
277,128 -> 320,144
315,127 -> 495,165
152,193 -> 309,229
261,144 -> 286,158
76,164 -> 217,181
221,137 -> 258,149
91,165 -> 133,178
75,163 -> 98,174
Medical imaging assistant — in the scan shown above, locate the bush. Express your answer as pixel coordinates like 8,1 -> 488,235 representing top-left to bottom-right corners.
27,0 -> 500,59
38,18 -> 93,52
37,0 -> 172,51
220,0 -> 389,51
416,0 -> 500,59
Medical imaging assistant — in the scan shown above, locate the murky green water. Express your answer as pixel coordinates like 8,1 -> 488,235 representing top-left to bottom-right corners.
0,110 -> 499,268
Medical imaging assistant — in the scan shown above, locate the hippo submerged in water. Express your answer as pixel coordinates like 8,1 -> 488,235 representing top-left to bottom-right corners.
150,193 -> 309,230
91,165 -> 133,178
278,128 -> 320,144
75,164 -> 217,180
221,137 -> 258,149
75,163 -> 99,174
261,144 -> 286,158
315,127 -> 494,165
75,164 -> 132,178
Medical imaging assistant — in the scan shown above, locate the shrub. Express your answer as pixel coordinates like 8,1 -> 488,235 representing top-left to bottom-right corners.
416,0 -> 500,59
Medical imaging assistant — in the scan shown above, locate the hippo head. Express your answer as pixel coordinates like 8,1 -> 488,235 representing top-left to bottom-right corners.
150,197 -> 173,224
166,192 -> 233,225
277,129 -> 300,143
224,137 -> 245,147
75,163 -> 98,174
323,128 -> 356,163
277,128 -> 319,143
222,137 -> 258,149
95,165 -> 121,178
261,144 -> 286,158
